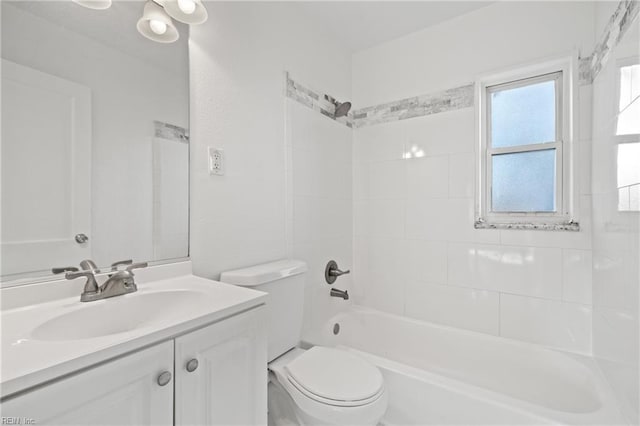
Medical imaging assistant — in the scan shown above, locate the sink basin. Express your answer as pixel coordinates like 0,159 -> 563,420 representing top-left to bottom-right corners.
31,290 -> 205,341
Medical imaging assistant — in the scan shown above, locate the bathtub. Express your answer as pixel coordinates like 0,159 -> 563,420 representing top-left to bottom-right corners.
311,307 -> 625,425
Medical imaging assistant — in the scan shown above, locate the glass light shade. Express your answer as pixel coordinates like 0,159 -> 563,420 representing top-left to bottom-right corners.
137,1 -> 179,43
159,0 -> 208,24
72,0 -> 112,10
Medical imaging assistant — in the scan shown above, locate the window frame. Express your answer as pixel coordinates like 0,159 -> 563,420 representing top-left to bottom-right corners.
615,56 -> 640,212
475,56 -> 576,229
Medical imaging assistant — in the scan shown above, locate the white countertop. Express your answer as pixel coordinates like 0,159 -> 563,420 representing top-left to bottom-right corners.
1,267 -> 267,399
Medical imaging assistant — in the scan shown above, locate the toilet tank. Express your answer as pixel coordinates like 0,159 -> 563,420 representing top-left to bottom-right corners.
220,259 -> 307,362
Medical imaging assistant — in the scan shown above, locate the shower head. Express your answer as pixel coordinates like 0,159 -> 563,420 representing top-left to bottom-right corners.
334,101 -> 352,118
324,94 -> 352,118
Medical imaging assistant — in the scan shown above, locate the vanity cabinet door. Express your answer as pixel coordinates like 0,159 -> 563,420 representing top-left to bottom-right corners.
1,341 -> 174,426
174,306 -> 267,426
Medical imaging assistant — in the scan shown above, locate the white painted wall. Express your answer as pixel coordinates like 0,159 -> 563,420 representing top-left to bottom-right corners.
591,5 -> 639,423
1,4 -> 188,269
351,2 -> 596,353
189,2 -> 352,338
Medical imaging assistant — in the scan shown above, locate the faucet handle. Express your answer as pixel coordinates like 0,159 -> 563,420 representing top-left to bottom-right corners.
111,259 -> 133,271
126,262 -> 148,274
65,270 -> 95,280
52,266 -> 79,274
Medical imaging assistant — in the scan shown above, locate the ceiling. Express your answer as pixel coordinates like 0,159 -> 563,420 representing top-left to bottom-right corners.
292,1 -> 494,52
7,1 -> 493,69
6,1 -> 188,75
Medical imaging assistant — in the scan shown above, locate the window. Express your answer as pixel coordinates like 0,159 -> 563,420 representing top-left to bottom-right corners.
476,58 -> 575,230
616,59 -> 640,212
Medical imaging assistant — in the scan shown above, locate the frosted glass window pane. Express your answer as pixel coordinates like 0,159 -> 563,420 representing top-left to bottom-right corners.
617,142 -> 640,211
490,79 -> 556,148
617,64 -> 640,136
492,149 -> 556,212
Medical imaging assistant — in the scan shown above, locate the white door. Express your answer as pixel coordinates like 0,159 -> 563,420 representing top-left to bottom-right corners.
1,59 -> 91,277
0,341 -> 174,425
175,307 -> 268,426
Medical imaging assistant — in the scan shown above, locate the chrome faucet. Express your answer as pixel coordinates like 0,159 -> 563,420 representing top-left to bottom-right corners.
65,261 -> 148,302
330,288 -> 349,300
325,260 -> 350,284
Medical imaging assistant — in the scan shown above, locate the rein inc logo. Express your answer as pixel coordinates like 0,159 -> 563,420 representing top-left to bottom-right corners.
1,418 -> 35,425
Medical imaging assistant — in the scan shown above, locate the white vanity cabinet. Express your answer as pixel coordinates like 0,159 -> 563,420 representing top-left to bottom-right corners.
175,306 -> 267,425
1,341 -> 175,425
1,306 -> 267,426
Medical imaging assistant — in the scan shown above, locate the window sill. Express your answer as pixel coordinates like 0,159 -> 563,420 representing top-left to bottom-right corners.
474,220 -> 580,232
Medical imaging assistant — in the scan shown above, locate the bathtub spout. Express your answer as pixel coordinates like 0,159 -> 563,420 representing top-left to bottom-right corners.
330,288 -> 349,300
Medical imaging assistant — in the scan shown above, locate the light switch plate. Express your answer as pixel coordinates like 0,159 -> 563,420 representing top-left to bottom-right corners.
208,147 -> 224,176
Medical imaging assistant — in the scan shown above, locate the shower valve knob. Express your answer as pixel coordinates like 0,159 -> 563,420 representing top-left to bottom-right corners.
325,260 -> 350,284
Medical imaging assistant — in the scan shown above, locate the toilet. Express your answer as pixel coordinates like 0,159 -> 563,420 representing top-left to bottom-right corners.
220,260 -> 388,426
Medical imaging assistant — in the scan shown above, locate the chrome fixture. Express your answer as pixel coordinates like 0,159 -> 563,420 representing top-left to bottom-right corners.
79,259 -> 100,272
324,95 -> 352,118
51,266 -> 79,274
330,288 -> 349,300
157,371 -> 172,386
65,261 -> 148,302
186,358 -> 199,372
111,259 -> 134,271
325,260 -> 350,284
74,233 -> 89,244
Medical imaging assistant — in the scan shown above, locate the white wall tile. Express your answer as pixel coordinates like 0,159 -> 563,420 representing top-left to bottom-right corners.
355,237 -> 406,315
448,152 -> 475,198
404,239 -> 448,284
500,294 -> 592,353
404,108 -> 475,156
368,160 -> 406,199
405,199 -> 449,241
407,156 -> 449,199
448,243 -> 563,299
562,249 -> 593,305
445,198 -> 500,244
405,281 -> 500,335
498,195 -> 593,250
353,161 -> 369,201
353,121 -> 406,162
362,199 -> 405,238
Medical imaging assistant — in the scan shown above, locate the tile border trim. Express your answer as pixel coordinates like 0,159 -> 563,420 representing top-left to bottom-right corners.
285,72 -> 353,128
154,120 -> 189,143
351,84 -> 474,128
589,0 -> 639,83
285,1 -> 636,128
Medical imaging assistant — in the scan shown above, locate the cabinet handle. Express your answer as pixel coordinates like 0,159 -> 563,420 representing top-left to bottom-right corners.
186,358 -> 199,373
157,371 -> 172,386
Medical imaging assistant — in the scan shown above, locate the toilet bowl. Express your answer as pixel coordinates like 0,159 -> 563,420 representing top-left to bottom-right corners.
268,347 -> 388,426
219,260 -> 388,425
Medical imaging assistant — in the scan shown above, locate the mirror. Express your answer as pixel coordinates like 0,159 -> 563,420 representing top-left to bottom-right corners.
1,1 -> 190,283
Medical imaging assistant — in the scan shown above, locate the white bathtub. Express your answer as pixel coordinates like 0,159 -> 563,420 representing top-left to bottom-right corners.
311,307 -> 625,425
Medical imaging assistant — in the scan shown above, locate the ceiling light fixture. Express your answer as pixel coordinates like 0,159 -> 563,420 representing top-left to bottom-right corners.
136,0 -> 179,43
158,0 -> 208,25
71,0 -> 112,10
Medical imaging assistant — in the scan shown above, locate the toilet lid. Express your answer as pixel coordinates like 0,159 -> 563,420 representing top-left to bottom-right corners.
284,347 -> 383,403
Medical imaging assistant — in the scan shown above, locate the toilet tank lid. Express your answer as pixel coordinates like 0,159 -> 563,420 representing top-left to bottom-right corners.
219,259 -> 307,287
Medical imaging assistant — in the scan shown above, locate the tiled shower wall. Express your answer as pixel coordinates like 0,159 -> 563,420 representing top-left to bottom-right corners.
288,100 -> 354,343
591,2 -> 639,422
351,2 -> 597,354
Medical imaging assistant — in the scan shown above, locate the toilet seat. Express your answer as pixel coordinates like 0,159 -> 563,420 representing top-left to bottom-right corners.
269,347 -> 388,425
284,346 -> 384,407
